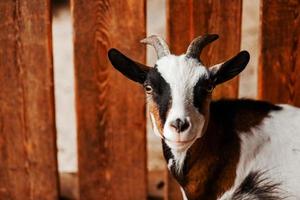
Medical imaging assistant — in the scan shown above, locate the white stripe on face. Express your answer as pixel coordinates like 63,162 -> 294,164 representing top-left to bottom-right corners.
155,55 -> 209,150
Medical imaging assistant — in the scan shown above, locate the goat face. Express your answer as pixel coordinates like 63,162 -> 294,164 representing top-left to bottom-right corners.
145,55 -> 211,151
108,34 -> 250,152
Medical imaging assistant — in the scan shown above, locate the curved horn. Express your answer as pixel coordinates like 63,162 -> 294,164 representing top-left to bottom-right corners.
140,35 -> 170,59
186,34 -> 219,60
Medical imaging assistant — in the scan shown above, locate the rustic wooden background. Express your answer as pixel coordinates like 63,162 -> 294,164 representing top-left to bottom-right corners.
0,0 -> 299,200
0,1 -> 59,200
72,0 -> 147,199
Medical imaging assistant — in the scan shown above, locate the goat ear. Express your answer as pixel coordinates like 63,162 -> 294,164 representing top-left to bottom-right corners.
108,48 -> 150,84
209,51 -> 250,85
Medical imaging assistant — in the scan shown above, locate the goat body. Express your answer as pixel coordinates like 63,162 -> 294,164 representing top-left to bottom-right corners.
108,34 -> 300,200
163,99 -> 300,199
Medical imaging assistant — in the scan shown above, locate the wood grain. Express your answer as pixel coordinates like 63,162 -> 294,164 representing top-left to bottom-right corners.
0,1 -> 59,200
166,0 -> 242,199
259,0 -> 300,106
167,0 -> 243,99
164,170 -> 182,200
72,0 -> 147,199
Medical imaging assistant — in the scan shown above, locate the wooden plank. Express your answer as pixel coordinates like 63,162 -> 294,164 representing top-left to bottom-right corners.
166,0 -> 242,199
259,0 -> 300,106
167,0 -> 242,99
148,170 -> 164,199
164,170 -> 182,200
0,1 -> 59,200
72,0 -> 147,200
60,172 -> 79,200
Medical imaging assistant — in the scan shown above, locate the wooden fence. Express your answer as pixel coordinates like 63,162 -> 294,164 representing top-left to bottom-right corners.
0,0 -> 299,200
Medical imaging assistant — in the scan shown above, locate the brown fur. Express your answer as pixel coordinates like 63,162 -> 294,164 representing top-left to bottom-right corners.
181,119 -> 240,200
167,99 -> 282,200
148,97 -> 170,136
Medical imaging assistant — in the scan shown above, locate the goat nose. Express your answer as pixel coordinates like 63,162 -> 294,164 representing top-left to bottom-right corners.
170,118 -> 190,133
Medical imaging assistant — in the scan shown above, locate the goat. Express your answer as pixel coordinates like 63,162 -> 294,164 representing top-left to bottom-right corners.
108,34 -> 300,200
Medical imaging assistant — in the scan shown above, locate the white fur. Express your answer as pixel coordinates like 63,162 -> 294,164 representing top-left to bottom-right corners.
218,104 -> 300,199
153,55 -> 208,172
171,149 -> 187,174
149,54 -> 300,198
181,187 -> 188,200
150,113 -> 163,139
167,159 -> 174,170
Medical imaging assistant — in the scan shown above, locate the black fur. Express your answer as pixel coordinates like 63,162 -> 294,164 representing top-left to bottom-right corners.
145,68 -> 171,125
232,171 -> 284,200
211,99 -> 282,112
193,77 -> 213,114
108,49 -> 150,83
209,99 -> 282,132
161,99 -> 283,199
162,140 -> 188,182
210,51 -> 250,85
162,140 -> 174,161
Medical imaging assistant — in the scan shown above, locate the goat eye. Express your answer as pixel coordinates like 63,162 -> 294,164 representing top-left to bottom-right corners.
144,85 -> 153,94
206,85 -> 214,93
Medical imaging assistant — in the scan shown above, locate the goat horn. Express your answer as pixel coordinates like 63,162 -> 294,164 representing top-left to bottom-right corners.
140,35 -> 170,59
186,34 -> 219,60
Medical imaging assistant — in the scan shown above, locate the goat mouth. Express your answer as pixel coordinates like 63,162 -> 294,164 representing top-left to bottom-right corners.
164,136 -> 196,145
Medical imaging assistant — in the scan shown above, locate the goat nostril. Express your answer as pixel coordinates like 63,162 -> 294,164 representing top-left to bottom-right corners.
170,118 -> 190,133
180,119 -> 190,132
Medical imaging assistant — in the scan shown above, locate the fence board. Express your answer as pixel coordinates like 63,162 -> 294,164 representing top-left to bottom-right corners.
167,0 -> 242,99
259,0 -> 300,106
164,170 -> 182,200
72,0 -> 147,200
0,1 -> 58,200
167,0 -> 242,199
